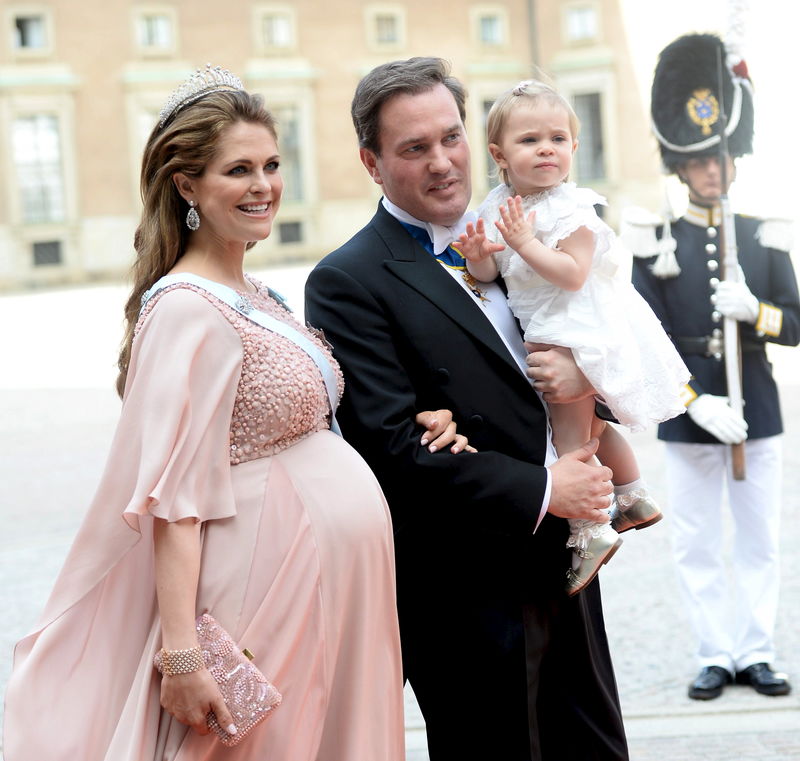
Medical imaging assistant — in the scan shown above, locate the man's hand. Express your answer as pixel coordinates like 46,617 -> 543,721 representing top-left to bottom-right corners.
687,393 -> 748,444
547,438 -> 613,521
525,342 -> 594,403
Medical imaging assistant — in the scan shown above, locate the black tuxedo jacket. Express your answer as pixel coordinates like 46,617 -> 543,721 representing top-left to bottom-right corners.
305,202 -> 573,600
305,202 -> 627,760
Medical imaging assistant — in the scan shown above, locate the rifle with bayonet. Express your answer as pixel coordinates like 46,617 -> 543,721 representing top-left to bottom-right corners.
715,48 -> 746,480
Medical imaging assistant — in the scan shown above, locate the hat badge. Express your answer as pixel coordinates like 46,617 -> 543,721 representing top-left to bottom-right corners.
686,89 -> 720,136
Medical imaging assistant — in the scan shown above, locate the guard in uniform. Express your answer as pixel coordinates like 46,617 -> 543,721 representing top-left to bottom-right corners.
626,33 -> 799,700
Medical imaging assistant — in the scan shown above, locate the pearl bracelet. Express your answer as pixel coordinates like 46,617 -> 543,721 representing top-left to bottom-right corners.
159,645 -> 204,675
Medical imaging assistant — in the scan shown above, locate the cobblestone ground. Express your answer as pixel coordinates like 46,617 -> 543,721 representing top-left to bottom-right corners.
2,270 -> 799,760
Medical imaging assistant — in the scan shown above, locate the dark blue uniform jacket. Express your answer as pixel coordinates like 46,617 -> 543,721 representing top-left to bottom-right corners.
632,209 -> 800,444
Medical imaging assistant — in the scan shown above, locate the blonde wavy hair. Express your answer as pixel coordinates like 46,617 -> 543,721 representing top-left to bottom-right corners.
116,90 -> 276,398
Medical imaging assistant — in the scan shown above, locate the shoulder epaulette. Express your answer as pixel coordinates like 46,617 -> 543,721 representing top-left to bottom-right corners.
618,207 -> 663,258
756,218 -> 794,253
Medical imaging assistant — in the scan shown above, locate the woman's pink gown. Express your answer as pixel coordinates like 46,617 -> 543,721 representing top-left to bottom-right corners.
3,281 -> 405,761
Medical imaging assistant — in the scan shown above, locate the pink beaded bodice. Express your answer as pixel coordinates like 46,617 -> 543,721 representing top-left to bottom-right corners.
137,278 -> 343,465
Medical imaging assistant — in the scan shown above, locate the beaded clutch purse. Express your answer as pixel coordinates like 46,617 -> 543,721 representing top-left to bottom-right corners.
154,613 -> 282,746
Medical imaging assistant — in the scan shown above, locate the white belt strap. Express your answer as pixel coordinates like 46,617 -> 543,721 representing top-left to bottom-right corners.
140,273 -> 341,435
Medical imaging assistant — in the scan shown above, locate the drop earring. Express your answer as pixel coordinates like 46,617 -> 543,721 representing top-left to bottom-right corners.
186,200 -> 200,231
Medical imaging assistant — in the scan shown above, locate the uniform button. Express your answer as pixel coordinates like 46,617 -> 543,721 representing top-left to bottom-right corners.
710,293 -> 717,305
712,328 -> 723,338
709,277 -> 720,288
705,243 -> 717,255
712,310 -> 722,322
435,368 -> 450,382
707,227 -> 718,238
713,352 -> 723,361
470,414 -> 484,427
707,259 -> 719,272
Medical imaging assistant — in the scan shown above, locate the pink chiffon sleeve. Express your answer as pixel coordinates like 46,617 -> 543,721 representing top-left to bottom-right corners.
119,286 -> 243,527
18,287 -> 242,639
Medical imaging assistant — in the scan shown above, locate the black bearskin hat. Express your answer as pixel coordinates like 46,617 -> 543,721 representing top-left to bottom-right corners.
651,33 -> 754,173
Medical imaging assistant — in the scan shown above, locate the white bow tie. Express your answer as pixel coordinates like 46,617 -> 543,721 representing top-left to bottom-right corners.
381,197 -> 477,254
429,213 -> 477,254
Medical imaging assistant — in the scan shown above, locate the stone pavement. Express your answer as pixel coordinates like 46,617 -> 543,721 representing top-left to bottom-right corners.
1,267 -> 799,759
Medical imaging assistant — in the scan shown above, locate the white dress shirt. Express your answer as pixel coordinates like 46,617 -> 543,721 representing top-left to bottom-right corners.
382,198 -> 555,529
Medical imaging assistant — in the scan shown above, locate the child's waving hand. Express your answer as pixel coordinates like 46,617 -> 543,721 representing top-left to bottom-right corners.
495,195 -> 538,251
456,218 -> 504,263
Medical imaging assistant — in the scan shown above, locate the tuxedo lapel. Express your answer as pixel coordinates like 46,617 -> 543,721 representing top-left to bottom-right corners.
372,205 -> 524,380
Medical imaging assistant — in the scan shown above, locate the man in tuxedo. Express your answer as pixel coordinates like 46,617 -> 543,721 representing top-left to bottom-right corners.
305,57 -> 628,760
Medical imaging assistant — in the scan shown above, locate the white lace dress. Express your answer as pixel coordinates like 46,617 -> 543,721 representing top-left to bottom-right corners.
479,182 -> 689,431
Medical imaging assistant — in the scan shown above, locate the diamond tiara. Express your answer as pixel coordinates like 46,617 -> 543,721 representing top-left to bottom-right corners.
158,63 -> 245,128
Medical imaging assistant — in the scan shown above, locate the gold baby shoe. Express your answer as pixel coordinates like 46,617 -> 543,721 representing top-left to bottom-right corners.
610,490 -> 663,534
565,524 -> 623,596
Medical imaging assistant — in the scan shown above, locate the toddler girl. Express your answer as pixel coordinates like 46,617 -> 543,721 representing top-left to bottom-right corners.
459,80 -> 690,595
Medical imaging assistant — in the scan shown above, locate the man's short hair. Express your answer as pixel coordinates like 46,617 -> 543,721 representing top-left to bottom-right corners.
351,57 -> 466,155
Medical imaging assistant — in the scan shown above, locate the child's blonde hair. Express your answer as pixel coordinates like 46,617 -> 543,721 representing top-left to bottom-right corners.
487,80 -> 581,187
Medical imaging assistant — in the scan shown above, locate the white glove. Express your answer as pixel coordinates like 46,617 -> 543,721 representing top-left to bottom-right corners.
714,277 -> 759,323
687,394 -> 748,444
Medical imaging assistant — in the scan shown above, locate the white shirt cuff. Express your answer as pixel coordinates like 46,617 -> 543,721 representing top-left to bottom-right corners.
533,467 -> 552,533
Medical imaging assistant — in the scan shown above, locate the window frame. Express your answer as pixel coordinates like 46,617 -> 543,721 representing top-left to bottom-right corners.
556,68 -> 618,188
11,112 -> 68,225
236,67 -> 319,256
32,239 -> 63,267
562,1 -> 601,45
469,6 -> 509,50
7,4 -> 53,59
269,100 -> 305,205
132,5 -> 179,58
0,92 -> 79,275
571,91 -> 606,182
364,4 -> 406,52
253,4 -> 297,56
